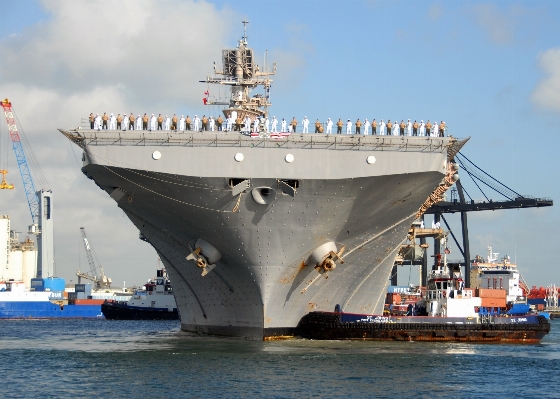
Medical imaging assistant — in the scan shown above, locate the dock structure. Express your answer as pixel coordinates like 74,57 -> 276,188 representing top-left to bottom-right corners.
392,152 -> 553,289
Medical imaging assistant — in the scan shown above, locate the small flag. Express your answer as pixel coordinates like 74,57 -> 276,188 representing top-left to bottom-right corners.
204,90 -> 210,96
203,98 -> 207,105
444,248 -> 451,254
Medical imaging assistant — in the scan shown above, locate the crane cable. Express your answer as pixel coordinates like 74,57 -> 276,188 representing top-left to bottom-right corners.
458,151 -> 521,197
456,152 -> 521,201
455,156 -> 491,202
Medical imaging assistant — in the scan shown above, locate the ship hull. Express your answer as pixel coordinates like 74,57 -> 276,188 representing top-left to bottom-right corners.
101,301 -> 179,320
297,312 -> 551,343
0,303 -> 103,319
61,131 -> 465,339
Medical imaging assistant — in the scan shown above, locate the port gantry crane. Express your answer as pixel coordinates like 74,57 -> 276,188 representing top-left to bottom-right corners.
1,98 -> 54,278
0,98 -> 38,218
77,227 -> 112,290
393,151 -> 552,289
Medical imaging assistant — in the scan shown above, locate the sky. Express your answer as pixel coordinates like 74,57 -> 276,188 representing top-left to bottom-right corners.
0,0 -> 559,288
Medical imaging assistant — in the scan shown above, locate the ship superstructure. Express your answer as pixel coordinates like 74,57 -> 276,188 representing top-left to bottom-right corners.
202,20 -> 275,123
59,24 -> 467,339
470,246 -> 528,303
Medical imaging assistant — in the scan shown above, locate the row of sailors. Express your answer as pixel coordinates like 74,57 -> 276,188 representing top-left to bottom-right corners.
90,112 -> 231,131
89,113 -> 447,136
295,117 -> 447,136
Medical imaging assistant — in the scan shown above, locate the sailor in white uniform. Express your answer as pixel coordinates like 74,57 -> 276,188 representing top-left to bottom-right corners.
420,220 -> 424,229
109,113 -> 116,130
281,118 -> 287,132
346,119 -> 352,134
243,116 -> 251,132
253,118 -> 259,132
419,120 -> 425,136
209,116 -> 215,131
326,118 -> 333,134
364,119 -> 370,135
226,116 -> 232,132
392,120 -> 399,136
193,115 -> 200,131
164,116 -> 170,130
122,114 -> 129,131
433,121 -> 438,137
150,114 -> 156,131
271,116 -> 278,132
136,115 -> 142,130
94,114 -> 101,130
302,116 -> 309,133
379,119 -> 385,135
265,117 -> 270,133
179,115 -> 185,131
407,119 -> 412,136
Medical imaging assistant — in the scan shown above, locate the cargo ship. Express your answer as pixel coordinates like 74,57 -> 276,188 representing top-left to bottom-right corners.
60,23 -> 467,339
298,249 -> 550,342
470,247 -> 529,304
0,280 -> 103,318
102,268 -> 179,320
0,215 -> 103,318
386,245 -> 535,315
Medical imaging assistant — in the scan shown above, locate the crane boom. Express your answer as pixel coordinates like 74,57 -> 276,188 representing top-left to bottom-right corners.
81,228 -> 97,276
78,227 -> 112,290
1,98 -> 39,222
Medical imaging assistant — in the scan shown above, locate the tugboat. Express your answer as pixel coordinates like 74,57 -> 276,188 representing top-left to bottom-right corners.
102,268 -> 178,320
297,240 -> 550,343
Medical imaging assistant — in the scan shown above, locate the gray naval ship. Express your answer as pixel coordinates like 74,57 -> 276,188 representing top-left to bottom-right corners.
60,23 -> 467,340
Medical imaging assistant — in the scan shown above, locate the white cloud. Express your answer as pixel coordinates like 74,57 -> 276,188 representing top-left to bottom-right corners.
0,82 -> 156,285
0,1 -> 307,286
531,48 -> 560,113
470,3 -> 516,45
1,0 -> 237,110
0,0 -> 241,286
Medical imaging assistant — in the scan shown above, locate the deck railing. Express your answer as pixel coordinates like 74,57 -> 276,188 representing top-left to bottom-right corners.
79,118 -> 449,136
62,128 -> 463,154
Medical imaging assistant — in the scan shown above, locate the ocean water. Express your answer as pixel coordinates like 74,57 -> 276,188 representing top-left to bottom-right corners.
1,319 -> 558,399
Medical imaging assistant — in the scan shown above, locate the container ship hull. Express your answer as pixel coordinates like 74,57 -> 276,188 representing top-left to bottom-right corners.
0,292 -> 103,319
61,131 -> 465,339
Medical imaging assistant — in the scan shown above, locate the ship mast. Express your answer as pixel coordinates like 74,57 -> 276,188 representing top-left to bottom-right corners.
201,20 -> 276,121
